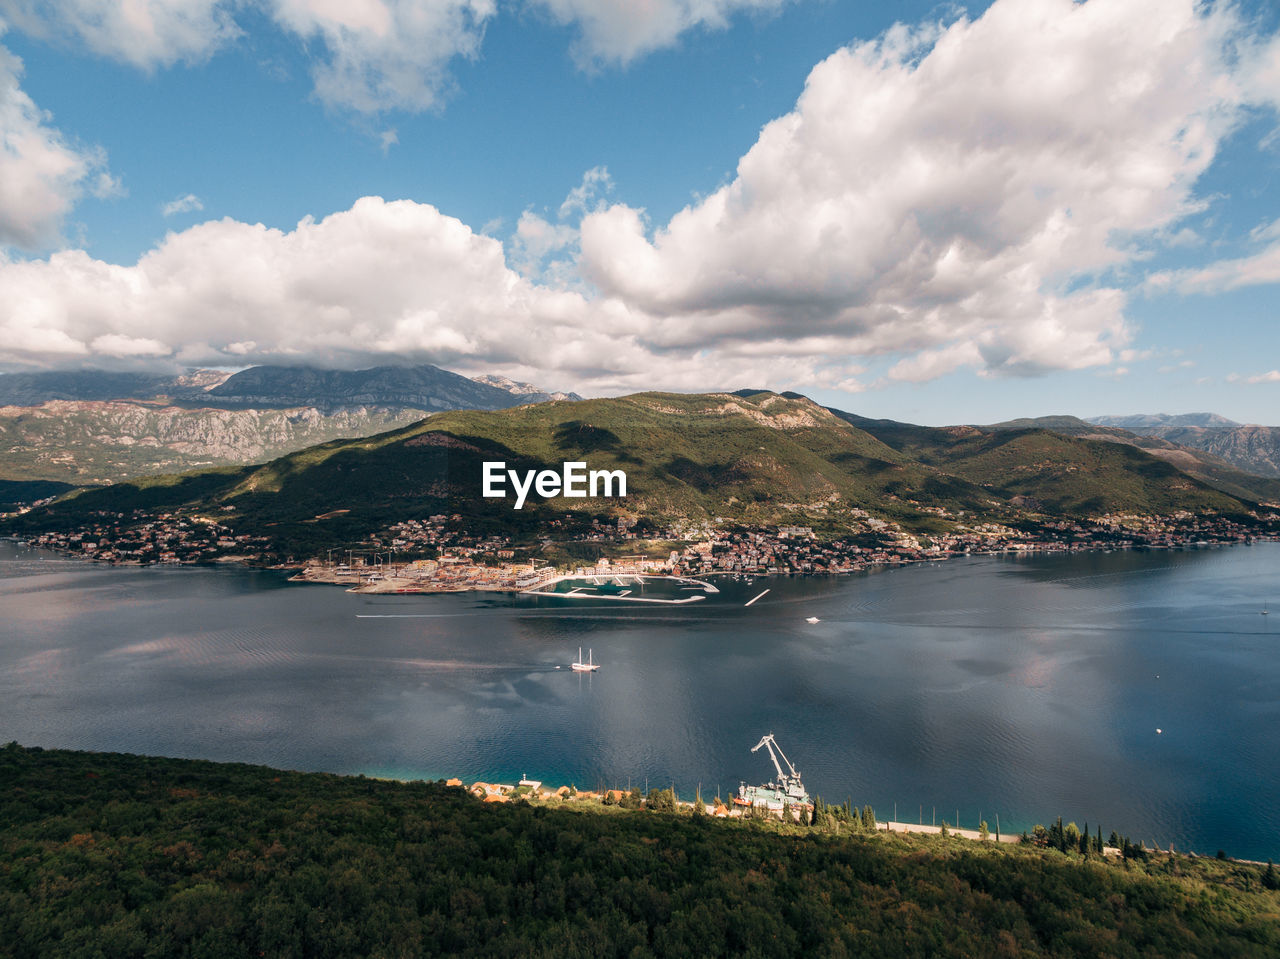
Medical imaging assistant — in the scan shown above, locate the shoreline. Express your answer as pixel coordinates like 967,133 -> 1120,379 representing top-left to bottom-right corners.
13,531 -> 1273,590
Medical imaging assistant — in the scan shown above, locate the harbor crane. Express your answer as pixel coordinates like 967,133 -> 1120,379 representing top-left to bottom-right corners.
750,733 -> 808,803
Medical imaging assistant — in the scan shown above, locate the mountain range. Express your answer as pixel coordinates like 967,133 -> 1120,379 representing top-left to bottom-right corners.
8,391 -> 1273,559
0,364 -> 580,484
1079,414 -> 1280,479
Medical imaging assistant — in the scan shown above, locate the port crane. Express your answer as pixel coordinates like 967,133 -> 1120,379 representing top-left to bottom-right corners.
749,733 -> 809,804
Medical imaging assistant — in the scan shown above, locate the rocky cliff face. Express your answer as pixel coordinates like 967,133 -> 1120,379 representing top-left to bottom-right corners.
470,374 -> 582,404
0,402 -> 425,484
0,363 -> 582,485
1132,425 -> 1280,479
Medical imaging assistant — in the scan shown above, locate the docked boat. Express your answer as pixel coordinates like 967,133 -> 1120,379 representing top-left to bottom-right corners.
570,647 -> 600,672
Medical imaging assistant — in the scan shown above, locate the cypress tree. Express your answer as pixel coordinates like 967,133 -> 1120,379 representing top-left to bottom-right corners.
1263,861 -> 1279,891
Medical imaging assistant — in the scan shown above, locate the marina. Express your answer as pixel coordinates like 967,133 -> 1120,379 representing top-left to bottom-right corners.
522,573 -> 719,603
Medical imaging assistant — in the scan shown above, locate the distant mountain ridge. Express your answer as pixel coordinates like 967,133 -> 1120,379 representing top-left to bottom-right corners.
1089,413 -> 1243,428
202,365 -> 521,413
0,364 -> 580,485
470,375 -> 582,404
0,364 -> 574,414
1082,413 -> 1279,479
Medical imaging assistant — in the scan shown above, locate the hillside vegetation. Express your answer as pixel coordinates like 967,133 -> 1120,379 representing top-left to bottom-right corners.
2,744 -> 1278,958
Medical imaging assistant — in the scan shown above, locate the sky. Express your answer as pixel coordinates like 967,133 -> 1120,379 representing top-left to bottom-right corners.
0,0 -> 1278,426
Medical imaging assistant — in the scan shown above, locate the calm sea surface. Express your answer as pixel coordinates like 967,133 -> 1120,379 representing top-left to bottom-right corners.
2,540 -> 1278,860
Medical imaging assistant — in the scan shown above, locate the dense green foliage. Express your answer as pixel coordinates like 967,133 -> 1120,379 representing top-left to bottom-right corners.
3,745 -> 1279,957
0,480 -> 75,512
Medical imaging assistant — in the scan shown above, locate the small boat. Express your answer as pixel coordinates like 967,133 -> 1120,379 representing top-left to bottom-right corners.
805,616 -> 821,624
571,647 -> 600,671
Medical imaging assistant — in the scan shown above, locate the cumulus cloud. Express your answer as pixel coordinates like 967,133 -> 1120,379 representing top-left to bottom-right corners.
0,195 -> 873,394
531,0 -> 789,67
577,0 -> 1259,379
0,0 -> 238,69
1,0 -> 495,114
161,193 -> 203,217
0,38 -> 113,249
264,0 -> 495,113
510,166 -> 614,279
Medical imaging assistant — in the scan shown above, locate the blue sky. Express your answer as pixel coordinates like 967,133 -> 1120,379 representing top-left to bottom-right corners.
0,0 -> 1277,425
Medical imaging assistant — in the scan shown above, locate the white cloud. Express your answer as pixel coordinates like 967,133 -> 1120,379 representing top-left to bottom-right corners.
0,0 -> 238,69
558,165 -> 612,218
266,0 -> 496,113
577,0 -> 1256,380
161,193 -> 203,217
509,209 -> 576,276
1,0 -> 493,114
531,0 -> 789,67
1245,370 -> 1280,384
0,38 -> 113,249
511,166 -> 614,279
1146,234 -> 1280,295
0,195 -> 878,396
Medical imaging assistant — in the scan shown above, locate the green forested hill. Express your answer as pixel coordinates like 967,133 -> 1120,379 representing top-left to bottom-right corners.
835,410 -> 1280,505
3,392 -> 1264,556
2,744 -> 1278,958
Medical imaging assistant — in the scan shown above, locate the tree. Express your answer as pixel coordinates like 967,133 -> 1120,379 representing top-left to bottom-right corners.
1064,821 -> 1081,852
979,821 -> 989,842
861,805 -> 876,831
1263,861 -> 1279,891
646,788 -> 675,813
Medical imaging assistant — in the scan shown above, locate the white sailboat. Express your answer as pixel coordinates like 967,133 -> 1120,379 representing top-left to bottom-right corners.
571,647 -> 600,671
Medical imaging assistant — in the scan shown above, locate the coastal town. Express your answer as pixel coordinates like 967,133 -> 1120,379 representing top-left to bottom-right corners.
12,498 -> 1276,592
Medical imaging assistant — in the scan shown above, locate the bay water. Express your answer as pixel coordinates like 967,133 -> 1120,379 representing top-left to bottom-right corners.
2,539 -> 1278,860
